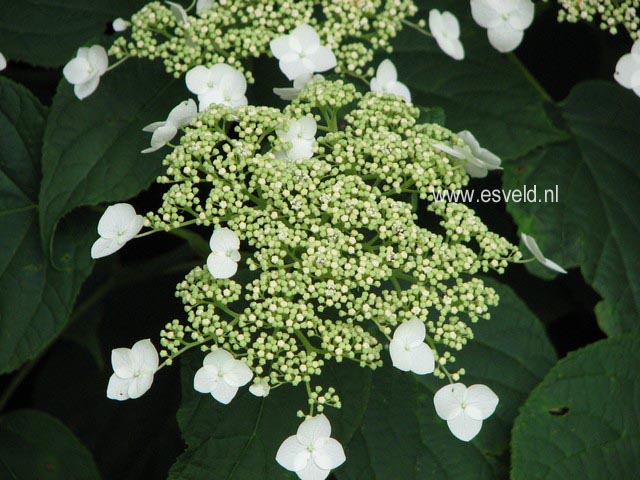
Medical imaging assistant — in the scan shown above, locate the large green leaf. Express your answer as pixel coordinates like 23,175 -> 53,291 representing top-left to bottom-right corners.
511,333 -> 640,480
169,354 -> 371,479
0,76 -> 94,373
504,81 -> 640,335
337,279 -> 557,479
0,409 -> 101,479
39,60 -> 185,256
0,0 -> 145,67
392,0 -> 565,160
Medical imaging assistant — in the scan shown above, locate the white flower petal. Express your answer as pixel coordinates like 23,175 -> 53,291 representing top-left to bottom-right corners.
143,123 -> 178,153
297,414 -> 331,447
464,384 -> 499,420
142,121 -> 166,133
293,24 -> 321,49
389,339 -> 412,372
130,339 -> 159,372
127,373 -> 154,399
107,374 -> 131,401
249,382 -> 270,397
111,348 -> 135,378
193,364 -> 219,393
433,143 -> 466,159
313,437 -> 346,470
166,1 -> 189,24
470,0 -> 502,29
270,36 -> 292,60
0,52 -> 6,71
196,0 -> 214,13
273,86 -> 301,101
74,75 -> 100,100
87,45 -> 108,75
487,23 -> 524,53
112,18 -> 130,32
521,233 -> 567,273
392,318 -> 426,345
210,380 -> 239,404
306,46 -> 337,72
276,436 -> 311,472
385,81 -> 412,102
409,342 -> 435,375
185,65 -> 213,95
203,348 -> 235,368
434,383 -> 466,420
97,203 -> 142,239
614,52 -> 640,89
279,58 -> 313,81
297,462 -> 331,480
63,57 -> 91,85
508,0 -> 535,30
90,237 -> 121,259
209,227 -> 240,253
375,59 -> 398,85
440,11 -> 461,38
224,359 -> 253,387
447,412 -> 483,442
541,258 -> 568,275
166,99 -> 198,127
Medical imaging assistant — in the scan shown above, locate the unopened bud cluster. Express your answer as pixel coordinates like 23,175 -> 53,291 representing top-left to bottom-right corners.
108,0 -> 417,81
551,0 -> 640,38
154,79 -> 520,410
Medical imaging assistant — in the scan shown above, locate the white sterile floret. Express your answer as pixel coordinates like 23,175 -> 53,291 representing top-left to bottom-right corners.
614,40 -> 640,96
370,59 -> 411,102
185,63 -> 248,111
434,383 -> 499,441
196,0 -> 215,13
112,18 -> 130,32
521,233 -> 567,274
166,1 -> 189,24
273,73 -> 324,101
63,45 -> 109,100
142,99 -> 197,153
270,24 -> 337,81
389,318 -> 435,375
207,227 -> 241,279
193,349 -> 253,404
470,0 -> 535,53
107,339 -> 159,401
276,414 -> 346,480
249,378 -> 271,397
0,52 -> 7,71
91,203 -> 144,259
276,117 -> 317,162
434,130 -> 502,178
428,10 -> 465,61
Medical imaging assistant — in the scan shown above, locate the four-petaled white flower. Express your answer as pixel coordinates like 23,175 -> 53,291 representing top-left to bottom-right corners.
107,339 -> 159,401
185,63 -> 248,111
615,40 -> 640,96
249,378 -> 271,397
207,227 -> 241,279
91,203 -> 144,259
521,233 -> 567,274
389,318 -> 435,375
429,10 -> 465,61
434,130 -> 502,178
273,73 -> 324,101
112,18 -> 130,32
471,0 -> 535,53
0,52 -> 7,71
370,59 -> 412,103
434,383 -> 499,442
270,24 -> 337,81
166,1 -> 189,24
196,0 -> 215,13
276,414 -> 346,480
63,45 -> 109,100
193,349 -> 253,404
276,117 -> 317,162
142,99 -> 197,154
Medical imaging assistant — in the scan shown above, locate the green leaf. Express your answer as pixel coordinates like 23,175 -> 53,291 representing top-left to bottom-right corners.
504,81 -> 640,335
169,354 -> 371,479
511,333 -> 640,480
0,409 -> 101,479
392,0 -> 565,160
39,60 -> 185,256
337,279 -> 557,479
0,0 -> 145,67
0,76 -> 95,373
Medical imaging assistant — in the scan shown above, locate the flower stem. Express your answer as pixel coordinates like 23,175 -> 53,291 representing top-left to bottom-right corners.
401,19 -> 433,38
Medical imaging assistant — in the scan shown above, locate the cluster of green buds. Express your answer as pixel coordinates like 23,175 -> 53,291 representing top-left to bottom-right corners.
551,0 -> 640,38
149,79 -> 521,412
108,0 -> 419,82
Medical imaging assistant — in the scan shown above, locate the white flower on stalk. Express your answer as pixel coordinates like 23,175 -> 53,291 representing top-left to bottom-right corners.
91,203 -> 144,259
370,59 -> 411,102
276,117 -> 317,162
276,414 -> 346,480
270,24 -> 337,81
249,378 -> 271,397
207,227 -> 241,279
434,383 -> 499,442
614,40 -> 640,96
521,233 -> 567,274
273,73 -> 324,101
185,63 -> 248,111
62,45 -> 108,100
470,0 -> 535,53
0,52 -> 7,71
193,349 -> 253,404
166,1 -> 189,24
389,318 -> 435,375
428,10 -> 465,61
107,339 -> 159,401
434,131 -> 502,178
196,0 -> 215,13
112,18 -> 130,32
141,99 -> 197,153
